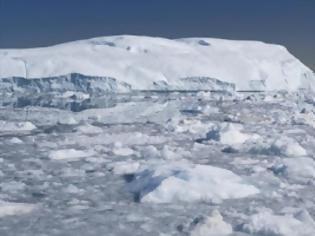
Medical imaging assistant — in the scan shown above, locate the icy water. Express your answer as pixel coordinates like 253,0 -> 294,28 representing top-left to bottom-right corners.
1,91 -> 315,235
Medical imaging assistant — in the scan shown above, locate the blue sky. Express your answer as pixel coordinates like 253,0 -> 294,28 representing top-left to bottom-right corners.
0,0 -> 314,69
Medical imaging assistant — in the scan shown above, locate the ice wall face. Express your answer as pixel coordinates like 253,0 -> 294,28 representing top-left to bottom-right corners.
0,35 -> 314,92
0,73 -> 131,94
0,74 -> 236,94
153,77 -> 236,92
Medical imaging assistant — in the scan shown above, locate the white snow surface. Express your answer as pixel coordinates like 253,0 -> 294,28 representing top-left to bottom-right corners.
0,35 -> 314,91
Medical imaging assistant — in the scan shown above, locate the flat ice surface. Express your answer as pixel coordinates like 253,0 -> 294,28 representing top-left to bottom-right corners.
1,91 -> 315,235
1,35 -> 314,91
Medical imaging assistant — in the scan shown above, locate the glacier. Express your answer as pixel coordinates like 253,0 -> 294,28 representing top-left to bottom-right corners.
0,35 -> 314,93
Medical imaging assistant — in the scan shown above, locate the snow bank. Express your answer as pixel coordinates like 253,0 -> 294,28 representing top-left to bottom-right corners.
243,208 -> 315,236
128,162 -> 259,203
0,201 -> 36,217
1,35 -> 314,92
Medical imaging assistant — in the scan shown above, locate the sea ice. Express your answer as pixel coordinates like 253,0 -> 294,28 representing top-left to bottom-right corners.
271,157 -> 315,183
219,123 -> 252,145
243,208 -> 315,236
76,123 -> 103,134
0,121 -> 36,132
8,137 -> 23,144
128,162 -> 259,203
49,148 -> 96,161
190,210 -> 233,236
112,142 -> 135,156
0,201 -> 36,217
109,160 -> 141,175
248,136 -> 307,157
274,136 -> 307,157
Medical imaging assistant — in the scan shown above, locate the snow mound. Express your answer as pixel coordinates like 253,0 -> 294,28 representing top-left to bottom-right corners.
1,35 -> 314,92
190,210 -> 233,236
128,162 -> 259,203
243,208 -> 315,236
0,201 -> 36,217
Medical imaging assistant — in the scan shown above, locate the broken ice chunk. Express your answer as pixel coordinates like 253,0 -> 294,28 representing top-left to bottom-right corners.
128,162 -> 259,203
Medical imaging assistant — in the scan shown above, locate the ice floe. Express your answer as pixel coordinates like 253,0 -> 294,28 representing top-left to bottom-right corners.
219,123 -> 257,146
8,137 -> 24,144
0,121 -> 36,132
190,210 -> 233,236
75,123 -> 103,134
108,160 -> 141,175
112,142 -> 135,156
0,201 -> 36,217
49,148 -> 96,161
128,162 -> 259,203
243,208 -> 315,236
271,157 -> 315,183
249,136 -> 307,157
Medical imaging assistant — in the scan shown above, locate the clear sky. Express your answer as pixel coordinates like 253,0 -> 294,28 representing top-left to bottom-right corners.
0,0 -> 314,70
